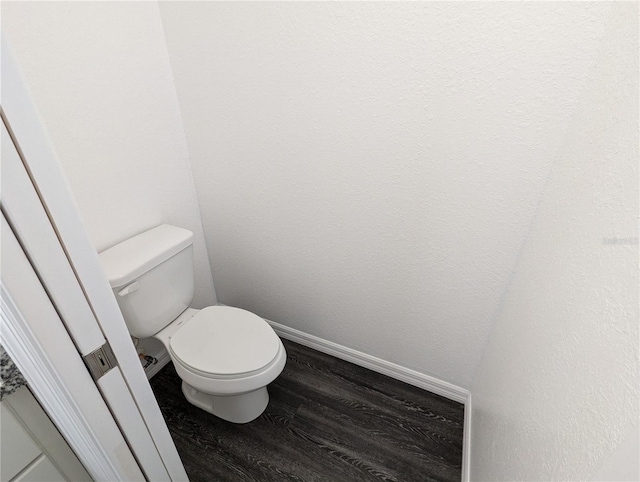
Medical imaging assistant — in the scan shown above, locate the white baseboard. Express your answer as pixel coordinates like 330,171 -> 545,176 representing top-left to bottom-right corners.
266,319 -> 469,404
268,320 -> 474,480
462,393 -> 472,481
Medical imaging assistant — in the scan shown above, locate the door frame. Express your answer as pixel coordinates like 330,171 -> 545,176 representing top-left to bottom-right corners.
1,215 -> 146,481
1,36 -> 187,481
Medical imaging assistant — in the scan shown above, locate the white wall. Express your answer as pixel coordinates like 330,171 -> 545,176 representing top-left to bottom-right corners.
159,2 -> 612,388
4,4 -> 638,477
2,1 -> 216,308
470,4 -> 638,480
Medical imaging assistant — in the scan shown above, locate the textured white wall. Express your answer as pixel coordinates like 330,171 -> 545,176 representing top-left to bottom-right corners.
2,1 -> 216,308
159,2 -> 612,388
470,4 -> 638,480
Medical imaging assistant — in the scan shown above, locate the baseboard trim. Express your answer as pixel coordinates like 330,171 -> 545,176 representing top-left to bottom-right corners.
462,393 -> 472,481
266,319 -> 469,404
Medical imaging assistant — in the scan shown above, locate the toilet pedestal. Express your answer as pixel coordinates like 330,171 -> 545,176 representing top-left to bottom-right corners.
181,382 -> 269,424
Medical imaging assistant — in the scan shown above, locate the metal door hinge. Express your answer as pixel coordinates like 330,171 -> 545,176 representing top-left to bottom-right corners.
83,343 -> 117,381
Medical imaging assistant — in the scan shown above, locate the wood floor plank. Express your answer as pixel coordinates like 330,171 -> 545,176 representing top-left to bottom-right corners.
150,339 -> 464,481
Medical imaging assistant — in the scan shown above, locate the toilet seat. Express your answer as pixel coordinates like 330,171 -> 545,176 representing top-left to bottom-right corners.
169,306 -> 280,378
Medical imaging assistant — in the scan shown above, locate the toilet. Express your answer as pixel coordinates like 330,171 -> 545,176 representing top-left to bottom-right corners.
99,224 -> 286,423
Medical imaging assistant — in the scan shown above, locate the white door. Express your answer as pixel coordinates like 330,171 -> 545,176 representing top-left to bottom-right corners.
1,39 -> 188,481
1,212 -> 145,481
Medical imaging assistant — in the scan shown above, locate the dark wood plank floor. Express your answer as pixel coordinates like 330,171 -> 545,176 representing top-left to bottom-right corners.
150,339 -> 464,481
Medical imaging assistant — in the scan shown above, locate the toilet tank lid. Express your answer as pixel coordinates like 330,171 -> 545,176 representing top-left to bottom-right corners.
99,224 -> 194,288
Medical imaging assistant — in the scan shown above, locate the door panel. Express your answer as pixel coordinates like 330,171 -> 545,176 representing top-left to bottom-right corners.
1,37 -> 187,481
1,123 -> 105,355
1,214 -> 145,481
2,386 -> 92,482
1,120 -> 171,481
0,401 -> 42,481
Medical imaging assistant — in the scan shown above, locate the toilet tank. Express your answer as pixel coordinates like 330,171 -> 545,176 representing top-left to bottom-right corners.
99,224 -> 195,338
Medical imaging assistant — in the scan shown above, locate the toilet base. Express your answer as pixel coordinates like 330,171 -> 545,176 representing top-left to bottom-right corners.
181,381 -> 269,424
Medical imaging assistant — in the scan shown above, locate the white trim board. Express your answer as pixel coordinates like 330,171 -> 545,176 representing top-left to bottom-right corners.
461,394 -> 472,482
266,319 -> 469,404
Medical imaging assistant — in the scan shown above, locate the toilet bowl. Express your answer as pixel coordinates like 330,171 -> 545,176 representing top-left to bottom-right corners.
154,306 -> 287,423
99,224 -> 286,423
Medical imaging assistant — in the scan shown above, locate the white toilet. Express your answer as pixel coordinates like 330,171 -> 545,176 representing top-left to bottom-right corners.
99,224 -> 286,423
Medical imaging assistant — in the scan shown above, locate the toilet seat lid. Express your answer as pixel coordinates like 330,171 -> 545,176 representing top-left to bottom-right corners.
170,306 -> 280,376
